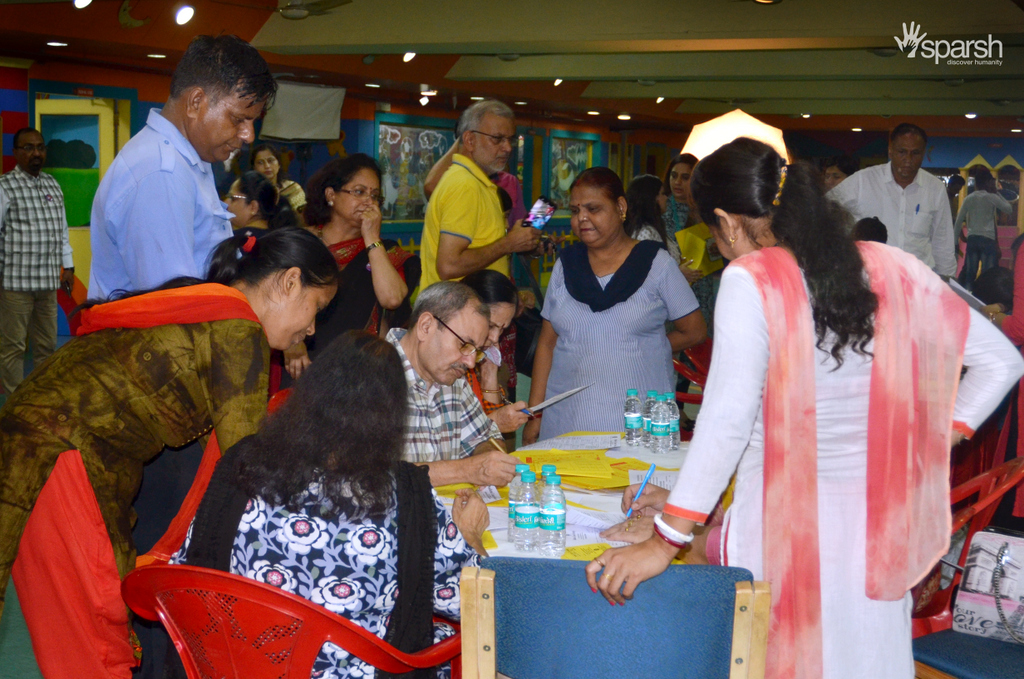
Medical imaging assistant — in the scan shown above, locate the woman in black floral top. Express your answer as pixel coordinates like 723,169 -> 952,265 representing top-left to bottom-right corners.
175,330 -> 488,678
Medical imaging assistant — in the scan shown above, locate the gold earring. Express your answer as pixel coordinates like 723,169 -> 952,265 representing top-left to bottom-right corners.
328,200 -> 333,206
729,235 -> 736,245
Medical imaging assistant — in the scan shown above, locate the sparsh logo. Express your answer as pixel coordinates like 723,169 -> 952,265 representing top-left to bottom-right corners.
893,22 -> 1003,65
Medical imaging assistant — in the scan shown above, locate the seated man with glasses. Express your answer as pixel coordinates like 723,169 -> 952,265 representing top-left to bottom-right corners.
386,280 -> 518,488
419,99 -> 541,290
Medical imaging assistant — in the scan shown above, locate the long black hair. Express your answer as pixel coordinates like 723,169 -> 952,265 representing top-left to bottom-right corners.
233,170 -> 299,230
234,330 -> 408,518
624,174 -> 670,247
78,228 -> 338,309
691,137 -> 877,365
304,153 -> 382,227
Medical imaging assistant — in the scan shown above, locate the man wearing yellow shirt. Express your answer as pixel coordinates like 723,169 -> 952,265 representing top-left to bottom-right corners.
420,99 -> 541,288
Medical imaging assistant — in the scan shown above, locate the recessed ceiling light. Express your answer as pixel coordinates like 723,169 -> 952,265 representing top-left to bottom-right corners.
587,111 -> 600,116
422,90 -> 438,96
73,0 -> 91,8
365,83 -> 381,88
419,95 -> 429,106
965,112 -> 978,119
801,113 -> 811,118
515,101 -> 527,105
403,52 -> 416,62
470,96 -> 484,101
656,97 -> 665,104
147,54 -> 166,59
618,113 -> 631,120
851,127 -> 862,132
174,5 -> 194,24
1013,129 -> 1023,133
754,0 -> 782,4
47,41 -> 68,47
554,79 -> 562,86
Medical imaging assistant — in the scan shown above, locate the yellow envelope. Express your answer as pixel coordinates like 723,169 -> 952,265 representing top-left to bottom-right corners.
561,543 -> 613,561
675,222 -> 725,276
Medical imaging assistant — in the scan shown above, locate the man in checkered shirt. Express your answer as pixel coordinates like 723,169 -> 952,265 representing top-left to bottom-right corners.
386,281 -> 518,487
0,128 -> 74,394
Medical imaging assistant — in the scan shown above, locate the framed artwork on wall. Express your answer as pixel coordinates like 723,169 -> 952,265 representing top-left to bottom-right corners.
548,135 -> 592,209
375,115 -> 455,220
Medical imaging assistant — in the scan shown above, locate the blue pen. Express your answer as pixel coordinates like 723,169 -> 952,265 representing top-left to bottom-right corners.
916,204 -> 920,214
625,464 -> 657,520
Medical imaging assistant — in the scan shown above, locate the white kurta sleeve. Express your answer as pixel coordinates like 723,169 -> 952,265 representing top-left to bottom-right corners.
665,265 -> 770,521
953,308 -> 1024,434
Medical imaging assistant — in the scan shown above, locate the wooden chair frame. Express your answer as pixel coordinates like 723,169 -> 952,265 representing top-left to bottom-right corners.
459,566 -> 770,679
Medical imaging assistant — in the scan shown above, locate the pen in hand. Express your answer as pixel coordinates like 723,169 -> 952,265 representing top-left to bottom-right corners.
625,464 -> 657,520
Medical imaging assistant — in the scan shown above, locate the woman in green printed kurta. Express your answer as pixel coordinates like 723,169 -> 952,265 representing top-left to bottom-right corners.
0,228 -> 338,679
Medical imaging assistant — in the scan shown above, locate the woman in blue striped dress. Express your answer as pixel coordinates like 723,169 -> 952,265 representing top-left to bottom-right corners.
523,167 -> 706,443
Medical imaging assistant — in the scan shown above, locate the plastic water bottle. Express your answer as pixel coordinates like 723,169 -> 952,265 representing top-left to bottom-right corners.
651,394 -> 672,454
514,471 -> 540,552
508,464 -> 530,542
641,390 -> 658,447
624,389 -> 643,446
538,475 -> 567,557
664,392 -> 681,450
541,464 -> 557,484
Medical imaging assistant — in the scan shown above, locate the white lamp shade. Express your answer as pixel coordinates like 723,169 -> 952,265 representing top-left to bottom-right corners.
681,109 -> 790,163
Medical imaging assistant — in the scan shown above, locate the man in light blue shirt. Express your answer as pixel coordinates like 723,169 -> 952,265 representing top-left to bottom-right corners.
89,35 -> 276,298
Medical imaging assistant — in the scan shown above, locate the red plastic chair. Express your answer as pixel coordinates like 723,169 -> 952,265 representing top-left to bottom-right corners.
674,338 -> 712,442
911,455 -> 1024,638
122,564 -> 462,679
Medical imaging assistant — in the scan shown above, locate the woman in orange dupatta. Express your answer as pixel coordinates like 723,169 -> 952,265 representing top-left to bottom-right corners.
283,154 -> 419,380
0,228 -> 338,679
585,139 -> 1024,679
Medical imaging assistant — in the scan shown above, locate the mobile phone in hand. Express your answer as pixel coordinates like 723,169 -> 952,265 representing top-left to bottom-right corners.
524,196 -> 556,229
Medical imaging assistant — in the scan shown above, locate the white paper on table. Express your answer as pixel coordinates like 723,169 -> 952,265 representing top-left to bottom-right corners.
487,507 -> 509,531
627,469 -> 681,491
517,434 -> 622,452
526,383 -> 593,414
566,506 -> 620,531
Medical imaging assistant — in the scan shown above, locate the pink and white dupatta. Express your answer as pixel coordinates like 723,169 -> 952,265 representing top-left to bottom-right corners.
732,242 -> 969,679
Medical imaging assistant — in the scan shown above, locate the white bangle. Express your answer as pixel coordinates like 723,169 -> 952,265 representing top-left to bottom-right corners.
654,514 -> 694,544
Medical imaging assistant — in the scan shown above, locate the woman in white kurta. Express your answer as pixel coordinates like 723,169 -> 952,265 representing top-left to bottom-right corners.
585,139 -> 1024,679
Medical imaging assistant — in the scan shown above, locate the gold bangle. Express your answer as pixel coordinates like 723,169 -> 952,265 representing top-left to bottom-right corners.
481,389 -> 503,394
366,240 -> 384,251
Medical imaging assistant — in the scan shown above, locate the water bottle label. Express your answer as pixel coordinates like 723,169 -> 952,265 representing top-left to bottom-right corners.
670,419 -> 680,434
508,501 -> 517,519
540,506 -> 566,531
651,422 -> 670,436
643,417 -> 651,432
515,505 -> 539,529
625,414 -> 641,429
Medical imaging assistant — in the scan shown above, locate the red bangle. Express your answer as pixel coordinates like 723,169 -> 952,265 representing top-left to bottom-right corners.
653,521 -> 688,549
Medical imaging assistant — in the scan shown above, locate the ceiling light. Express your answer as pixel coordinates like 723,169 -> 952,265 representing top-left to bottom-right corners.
47,41 -> 68,47
174,5 -> 194,24
470,96 -> 484,101
73,0 -> 91,8
147,54 -> 166,59
851,127 -> 862,132
965,112 -> 978,119
419,96 -> 430,106
801,113 -> 811,118
422,90 -> 438,96
1014,129 -> 1023,133
366,83 -> 380,88
618,113 -> 631,120
554,79 -> 562,86
587,111 -> 600,116
753,0 -> 782,3
656,97 -> 665,104
515,101 -> 527,105
403,52 -> 416,62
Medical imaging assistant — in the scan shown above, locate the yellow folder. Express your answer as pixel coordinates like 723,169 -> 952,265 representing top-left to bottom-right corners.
675,222 -> 725,276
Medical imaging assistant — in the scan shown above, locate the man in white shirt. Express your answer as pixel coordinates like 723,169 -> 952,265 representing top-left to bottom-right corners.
829,123 -> 956,277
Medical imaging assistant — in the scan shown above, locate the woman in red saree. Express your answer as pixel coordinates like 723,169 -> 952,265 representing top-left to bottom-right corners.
585,139 -> 1024,679
284,154 -> 419,379
0,228 -> 338,678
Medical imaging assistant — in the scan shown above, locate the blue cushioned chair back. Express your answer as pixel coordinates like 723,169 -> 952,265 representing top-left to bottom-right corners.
481,557 -> 754,679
